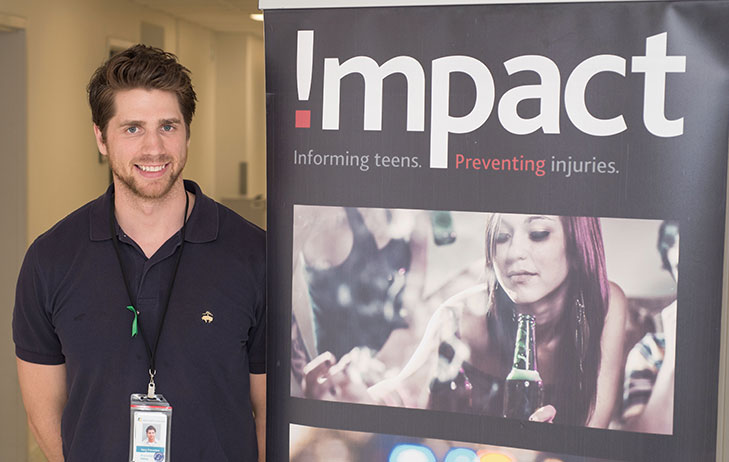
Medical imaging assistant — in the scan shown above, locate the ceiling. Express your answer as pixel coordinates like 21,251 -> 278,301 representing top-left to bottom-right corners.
129,0 -> 264,33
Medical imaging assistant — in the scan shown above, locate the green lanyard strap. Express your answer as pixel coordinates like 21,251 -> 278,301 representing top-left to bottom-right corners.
126,305 -> 139,337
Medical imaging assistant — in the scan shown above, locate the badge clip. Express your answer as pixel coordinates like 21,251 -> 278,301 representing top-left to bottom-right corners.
147,369 -> 157,398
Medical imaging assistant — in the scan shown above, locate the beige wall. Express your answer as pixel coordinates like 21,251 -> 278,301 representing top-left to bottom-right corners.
215,33 -> 248,199
244,34 -> 266,198
0,0 -> 265,244
0,0 -> 265,460
177,19 -> 217,196
0,22 -> 28,462
215,32 -> 267,199
0,0 -> 177,242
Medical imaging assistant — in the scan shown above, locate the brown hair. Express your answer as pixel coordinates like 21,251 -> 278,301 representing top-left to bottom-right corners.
87,44 -> 196,141
484,214 -> 609,425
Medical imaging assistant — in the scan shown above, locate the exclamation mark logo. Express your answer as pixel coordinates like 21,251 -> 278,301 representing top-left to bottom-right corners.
295,30 -> 314,128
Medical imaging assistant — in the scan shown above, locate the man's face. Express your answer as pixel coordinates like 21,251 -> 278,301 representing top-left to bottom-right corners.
94,88 -> 189,200
147,428 -> 156,442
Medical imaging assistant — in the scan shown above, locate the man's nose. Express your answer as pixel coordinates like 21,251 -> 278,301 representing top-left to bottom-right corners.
142,131 -> 165,153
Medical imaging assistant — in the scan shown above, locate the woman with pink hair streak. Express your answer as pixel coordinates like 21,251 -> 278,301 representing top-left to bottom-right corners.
369,214 -> 627,427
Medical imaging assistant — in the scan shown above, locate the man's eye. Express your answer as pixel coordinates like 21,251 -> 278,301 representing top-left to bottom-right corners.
162,125 -> 173,132
495,232 -> 511,244
127,126 -> 138,134
530,230 -> 550,242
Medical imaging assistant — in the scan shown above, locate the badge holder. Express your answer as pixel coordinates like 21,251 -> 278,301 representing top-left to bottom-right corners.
129,389 -> 172,462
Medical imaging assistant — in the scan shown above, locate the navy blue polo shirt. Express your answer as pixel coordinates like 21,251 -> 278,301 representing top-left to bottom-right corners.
13,180 -> 266,461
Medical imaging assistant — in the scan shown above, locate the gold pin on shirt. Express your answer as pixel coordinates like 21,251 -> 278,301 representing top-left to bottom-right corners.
201,311 -> 214,324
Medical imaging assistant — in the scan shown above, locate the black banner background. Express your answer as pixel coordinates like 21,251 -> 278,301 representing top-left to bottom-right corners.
264,2 -> 729,460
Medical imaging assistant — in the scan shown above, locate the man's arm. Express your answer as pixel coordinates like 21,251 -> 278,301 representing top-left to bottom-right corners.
250,373 -> 266,462
16,358 -> 67,462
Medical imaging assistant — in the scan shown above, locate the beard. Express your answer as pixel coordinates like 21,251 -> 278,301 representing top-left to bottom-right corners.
109,154 -> 185,200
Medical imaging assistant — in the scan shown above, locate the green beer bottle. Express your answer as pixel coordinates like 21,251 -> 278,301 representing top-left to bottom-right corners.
503,313 -> 544,420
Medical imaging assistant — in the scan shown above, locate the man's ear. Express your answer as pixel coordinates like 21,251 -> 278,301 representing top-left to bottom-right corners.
93,124 -> 107,156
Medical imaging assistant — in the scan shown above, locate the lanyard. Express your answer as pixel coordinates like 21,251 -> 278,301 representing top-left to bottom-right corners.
109,191 -> 189,397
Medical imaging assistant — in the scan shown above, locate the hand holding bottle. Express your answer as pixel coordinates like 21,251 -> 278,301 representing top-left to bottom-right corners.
529,404 -> 556,423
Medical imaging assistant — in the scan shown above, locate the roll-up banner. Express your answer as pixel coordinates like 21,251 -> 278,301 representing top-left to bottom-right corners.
262,1 -> 729,460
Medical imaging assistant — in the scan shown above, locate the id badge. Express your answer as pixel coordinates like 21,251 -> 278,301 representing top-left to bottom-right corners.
129,394 -> 172,462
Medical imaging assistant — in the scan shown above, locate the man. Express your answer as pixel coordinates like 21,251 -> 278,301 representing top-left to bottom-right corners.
621,220 -> 678,434
145,426 -> 158,445
13,45 -> 266,461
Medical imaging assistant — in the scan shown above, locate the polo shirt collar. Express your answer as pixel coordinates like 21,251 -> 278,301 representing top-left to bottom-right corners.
89,179 -> 218,243
183,180 -> 218,243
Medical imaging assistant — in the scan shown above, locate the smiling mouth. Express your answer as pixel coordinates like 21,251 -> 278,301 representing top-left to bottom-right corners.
136,163 -> 168,173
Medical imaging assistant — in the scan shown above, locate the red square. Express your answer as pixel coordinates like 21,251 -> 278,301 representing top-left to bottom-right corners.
295,110 -> 311,128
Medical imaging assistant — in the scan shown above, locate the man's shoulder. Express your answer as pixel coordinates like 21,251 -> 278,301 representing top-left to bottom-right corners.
185,179 -> 264,250
31,195 -> 103,252
214,200 -> 265,246
198,199 -> 266,289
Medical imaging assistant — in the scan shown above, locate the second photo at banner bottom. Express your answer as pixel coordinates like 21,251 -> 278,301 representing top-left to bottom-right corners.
290,423 -> 623,462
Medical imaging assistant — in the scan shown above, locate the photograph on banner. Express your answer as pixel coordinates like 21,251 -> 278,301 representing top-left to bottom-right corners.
290,205 -> 677,433
289,423 -> 622,462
